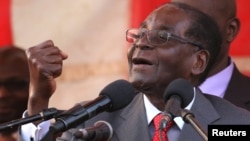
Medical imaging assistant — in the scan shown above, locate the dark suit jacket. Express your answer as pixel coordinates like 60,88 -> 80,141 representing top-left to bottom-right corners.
47,89 -> 250,141
224,64 -> 250,110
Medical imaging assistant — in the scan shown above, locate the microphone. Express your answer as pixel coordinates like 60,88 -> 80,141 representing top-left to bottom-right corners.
163,78 -> 194,116
72,120 -> 113,141
160,78 -> 194,128
50,79 -> 136,134
163,78 -> 207,141
181,109 -> 208,141
0,107 -> 63,131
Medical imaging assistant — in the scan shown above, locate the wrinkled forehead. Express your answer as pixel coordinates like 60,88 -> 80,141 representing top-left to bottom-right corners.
142,4 -> 192,34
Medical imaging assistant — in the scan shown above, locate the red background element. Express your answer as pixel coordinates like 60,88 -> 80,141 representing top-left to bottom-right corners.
0,0 -> 12,47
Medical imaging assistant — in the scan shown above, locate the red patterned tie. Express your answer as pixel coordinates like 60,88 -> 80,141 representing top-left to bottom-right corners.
152,114 -> 174,141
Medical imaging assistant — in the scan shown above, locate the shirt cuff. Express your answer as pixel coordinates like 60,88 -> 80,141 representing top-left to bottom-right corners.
20,110 -> 51,141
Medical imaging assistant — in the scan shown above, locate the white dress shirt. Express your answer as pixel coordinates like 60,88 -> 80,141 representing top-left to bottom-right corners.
21,112 -> 50,141
144,87 -> 196,141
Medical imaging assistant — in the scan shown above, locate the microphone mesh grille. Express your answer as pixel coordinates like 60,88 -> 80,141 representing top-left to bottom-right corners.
164,78 -> 194,108
99,79 -> 136,111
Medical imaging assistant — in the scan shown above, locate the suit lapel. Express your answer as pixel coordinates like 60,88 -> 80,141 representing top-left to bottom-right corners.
113,93 -> 151,141
113,89 -> 221,141
178,88 -> 220,141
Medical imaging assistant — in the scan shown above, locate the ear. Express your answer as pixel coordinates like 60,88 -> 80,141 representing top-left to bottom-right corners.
227,17 -> 240,42
191,50 -> 210,75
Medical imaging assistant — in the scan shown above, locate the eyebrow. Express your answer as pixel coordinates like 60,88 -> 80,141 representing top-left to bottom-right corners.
139,22 -> 174,33
157,25 -> 174,32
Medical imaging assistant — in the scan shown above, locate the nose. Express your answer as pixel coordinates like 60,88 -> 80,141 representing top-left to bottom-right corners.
135,35 -> 154,50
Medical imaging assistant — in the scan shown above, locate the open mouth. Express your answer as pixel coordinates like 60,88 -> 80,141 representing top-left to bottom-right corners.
132,58 -> 153,65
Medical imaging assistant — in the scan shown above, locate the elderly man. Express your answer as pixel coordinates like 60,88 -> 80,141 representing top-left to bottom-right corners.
19,2 -> 250,141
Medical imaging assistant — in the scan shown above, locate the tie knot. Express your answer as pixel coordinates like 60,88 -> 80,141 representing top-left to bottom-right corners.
153,113 -> 174,132
152,113 -> 174,141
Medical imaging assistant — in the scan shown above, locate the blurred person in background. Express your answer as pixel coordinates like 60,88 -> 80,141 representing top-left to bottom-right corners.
171,0 -> 250,110
0,46 -> 29,141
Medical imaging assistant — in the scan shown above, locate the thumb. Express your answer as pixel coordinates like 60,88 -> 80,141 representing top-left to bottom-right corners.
60,51 -> 68,60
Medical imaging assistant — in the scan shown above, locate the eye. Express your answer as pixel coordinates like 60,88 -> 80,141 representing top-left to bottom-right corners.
132,34 -> 140,39
152,30 -> 170,45
158,31 -> 169,41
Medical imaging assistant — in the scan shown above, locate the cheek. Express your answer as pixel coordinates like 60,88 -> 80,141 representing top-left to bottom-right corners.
157,50 -> 178,76
157,47 -> 180,66
127,46 -> 135,64
157,48 -> 192,76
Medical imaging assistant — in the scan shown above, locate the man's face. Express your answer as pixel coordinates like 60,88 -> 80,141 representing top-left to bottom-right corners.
127,5 -> 198,95
0,59 -> 29,124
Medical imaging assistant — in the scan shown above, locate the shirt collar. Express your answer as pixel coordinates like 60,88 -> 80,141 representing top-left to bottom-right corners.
199,58 -> 234,97
144,87 -> 196,130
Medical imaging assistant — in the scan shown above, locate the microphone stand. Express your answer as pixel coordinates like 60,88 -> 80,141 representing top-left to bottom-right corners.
0,108 -> 61,131
181,109 -> 208,141
70,120 -> 113,141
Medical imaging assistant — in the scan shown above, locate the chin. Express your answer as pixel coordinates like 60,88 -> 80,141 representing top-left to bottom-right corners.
129,78 -> 150,93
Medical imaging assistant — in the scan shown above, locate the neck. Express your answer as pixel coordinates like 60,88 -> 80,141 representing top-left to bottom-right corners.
146,94 -> 165,111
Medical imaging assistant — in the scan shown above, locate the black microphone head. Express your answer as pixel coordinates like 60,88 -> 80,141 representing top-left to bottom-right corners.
99,79 -> 137,112
163,78 -> 194,108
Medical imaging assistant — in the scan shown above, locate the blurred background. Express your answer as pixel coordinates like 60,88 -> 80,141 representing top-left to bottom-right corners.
0,0 -> 249,109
